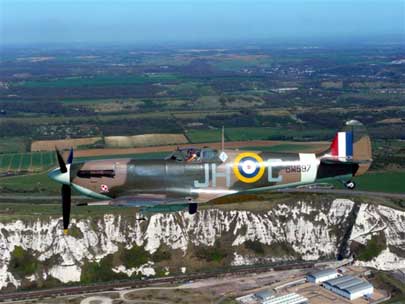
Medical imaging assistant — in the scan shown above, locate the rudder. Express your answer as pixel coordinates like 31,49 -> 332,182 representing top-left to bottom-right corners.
322,120 -> 372,176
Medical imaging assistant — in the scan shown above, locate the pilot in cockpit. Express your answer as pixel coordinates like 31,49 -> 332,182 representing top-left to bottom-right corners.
186,148 -> 200,162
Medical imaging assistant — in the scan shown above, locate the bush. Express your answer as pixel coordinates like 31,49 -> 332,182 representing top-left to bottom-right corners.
356,234 -> 386,261
152,246 -> 171,262
195,244 -> 227,262
81,254 -> 126,283
244,240 -> 265,255
9,246 -> 38,277
121,246 -> 150,268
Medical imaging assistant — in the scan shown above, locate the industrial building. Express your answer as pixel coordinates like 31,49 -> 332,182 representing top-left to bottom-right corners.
306,268 -> 338,283
262,293 -> 308,304
323,275 -> 374,300
254,290 -> 273,301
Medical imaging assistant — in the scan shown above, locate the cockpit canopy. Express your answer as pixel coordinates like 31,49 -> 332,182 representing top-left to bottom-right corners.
166,147 -> 219,162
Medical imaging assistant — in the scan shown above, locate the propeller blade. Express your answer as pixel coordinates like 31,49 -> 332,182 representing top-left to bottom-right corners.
62,184 -> 71,234
55,148 -> 67,173
67,148 -> 74,165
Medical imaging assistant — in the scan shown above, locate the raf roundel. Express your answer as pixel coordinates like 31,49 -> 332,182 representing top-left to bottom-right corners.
233,152 -> 265,183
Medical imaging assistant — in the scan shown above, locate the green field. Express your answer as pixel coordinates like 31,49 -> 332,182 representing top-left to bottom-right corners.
0,154 -> 12,170
353,171 -> 405,193
239,143 -> 323,153
15,74 -> 180,88
75,152 -> 168,162
0,137 -> 27,153
10,154 -> 22,170
20,154 -> 31,170
187,127 -> 334,143
226,127 -> 334,141
0,172 -> 60,194
186,129 -> 223,143
31,152 -> 42,167
0,152 -> 56,172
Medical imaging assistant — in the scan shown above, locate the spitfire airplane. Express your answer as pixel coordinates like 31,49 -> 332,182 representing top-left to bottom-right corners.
48,120 -> 372,234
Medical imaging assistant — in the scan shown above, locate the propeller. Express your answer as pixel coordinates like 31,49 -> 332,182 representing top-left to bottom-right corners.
56,148 -> 67,173
50,148 -> 74,235
62,184 -> 71,234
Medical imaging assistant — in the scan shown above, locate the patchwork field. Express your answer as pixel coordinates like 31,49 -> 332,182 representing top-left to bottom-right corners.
0,151 -> 56,173
0,137 -> 27,153
14,74 -> 181,88
187,127 -> 335,143
353,171 -> 405,194
31,137 -> 102,151
72,140 -> 329,159
104,133 -> 188,148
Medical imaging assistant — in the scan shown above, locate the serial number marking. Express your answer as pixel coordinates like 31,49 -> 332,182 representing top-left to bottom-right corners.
285,164 -> 311,173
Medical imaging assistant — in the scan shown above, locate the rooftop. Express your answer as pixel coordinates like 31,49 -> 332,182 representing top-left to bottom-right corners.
308,268 -> 337,278
255,289 -> 273,299
324,275 -> 354,286
263,293 -> 307,304
344,281 -> 373,294
324,275 -> 373,295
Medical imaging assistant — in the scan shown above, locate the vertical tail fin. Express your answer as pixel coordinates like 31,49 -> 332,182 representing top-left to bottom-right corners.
330,131 -> 353,159
321,120 -> 372,176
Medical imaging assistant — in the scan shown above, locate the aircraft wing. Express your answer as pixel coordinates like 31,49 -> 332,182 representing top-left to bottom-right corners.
78,194 -> 193,207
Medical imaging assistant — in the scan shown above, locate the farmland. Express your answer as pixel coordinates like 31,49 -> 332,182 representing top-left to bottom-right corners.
0,43 -> 404,195
352,171 -> 405,194
0,151 -> 56,173
14,74 -> 181,88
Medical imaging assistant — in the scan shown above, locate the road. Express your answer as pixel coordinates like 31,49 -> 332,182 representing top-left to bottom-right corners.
0,189 -> 404,203
277,188 -> 405,199
0,261 -> 318,302
0,195 -> 90,201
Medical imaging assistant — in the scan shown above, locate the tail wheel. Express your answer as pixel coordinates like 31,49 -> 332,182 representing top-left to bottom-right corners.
345,181 -> 356,190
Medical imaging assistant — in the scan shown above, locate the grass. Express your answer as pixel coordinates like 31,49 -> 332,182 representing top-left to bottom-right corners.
0,152 -> 56,173
0,137 -> 27,153
121,246 -> 150,268
75,151 -> 168,162
186,129 -> 222,143
187,127 -> 333,143
353,171 -> 405,194
15,74 -> 180,88
0,172 -> 60,194
0,154 -> 12,170
81,255 -> 126,284
371,272 -> 405,304
239,143 -> 320,152
42,152 -> 55,166
10,153 -> 22,170
9,246 -> 39,277
0,203 -> 129,222
225,127 -> 333,141
31,152 -> 42,167
20,154 -> 31,170
356,234 -> 386,261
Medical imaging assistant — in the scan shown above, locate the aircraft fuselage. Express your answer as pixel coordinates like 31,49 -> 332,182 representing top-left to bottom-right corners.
67,150 -> 360,203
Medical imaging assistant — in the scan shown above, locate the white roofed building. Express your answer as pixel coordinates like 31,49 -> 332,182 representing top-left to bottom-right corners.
262,293 -> 308,304
323,275 -> 374,300
306,268 -> 338,283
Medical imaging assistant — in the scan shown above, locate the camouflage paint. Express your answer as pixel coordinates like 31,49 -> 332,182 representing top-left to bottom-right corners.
60,121 -> 372,207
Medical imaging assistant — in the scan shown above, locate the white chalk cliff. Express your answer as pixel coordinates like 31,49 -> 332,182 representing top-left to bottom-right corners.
0,199 -> 404,289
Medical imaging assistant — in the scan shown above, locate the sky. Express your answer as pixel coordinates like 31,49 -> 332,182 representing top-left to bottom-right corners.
1,0 -> 404,46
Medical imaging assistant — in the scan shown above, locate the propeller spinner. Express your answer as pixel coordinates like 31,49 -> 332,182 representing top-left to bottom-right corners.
48,148 -> 73,235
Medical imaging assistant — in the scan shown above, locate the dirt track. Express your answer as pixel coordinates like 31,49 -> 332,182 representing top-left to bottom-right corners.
73,140 -> 329,158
